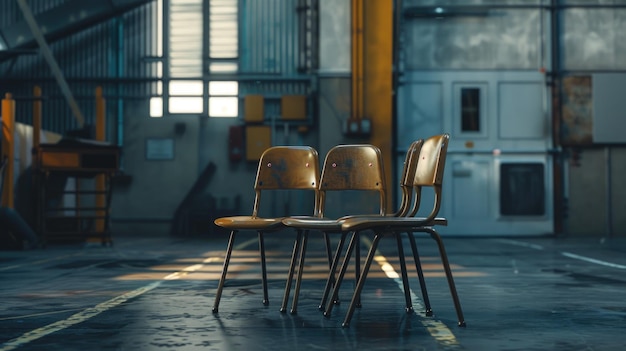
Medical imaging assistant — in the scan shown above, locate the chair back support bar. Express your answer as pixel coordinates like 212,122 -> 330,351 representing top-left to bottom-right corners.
398,140 -> 423,217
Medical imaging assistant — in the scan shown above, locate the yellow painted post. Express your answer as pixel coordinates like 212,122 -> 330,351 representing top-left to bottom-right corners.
95,87 -> 106,236
1,93 -> 16,208
351,0 -> 364,120
364,0 -> 393,206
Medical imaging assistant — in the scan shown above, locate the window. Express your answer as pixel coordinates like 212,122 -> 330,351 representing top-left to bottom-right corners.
209,81 -> 238,117
207,0 -> 239,117
150,0 -> 239,118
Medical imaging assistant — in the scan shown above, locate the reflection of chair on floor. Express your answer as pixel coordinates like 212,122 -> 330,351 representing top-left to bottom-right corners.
280,144 -> 388,314
336,134 -> 466,328
211,146 -> 320,313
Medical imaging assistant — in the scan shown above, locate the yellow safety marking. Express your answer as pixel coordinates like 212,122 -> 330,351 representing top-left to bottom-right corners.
0,237 -> 258,350
362,237 -> 463,350
0,308 -> 85,322
0,281 -> 162,351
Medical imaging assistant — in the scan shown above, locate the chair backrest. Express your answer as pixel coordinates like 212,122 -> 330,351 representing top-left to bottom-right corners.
396,140 -> 423,217
318,144 -> 386,217
409,133 -> 450,221
252,146 -> 320,218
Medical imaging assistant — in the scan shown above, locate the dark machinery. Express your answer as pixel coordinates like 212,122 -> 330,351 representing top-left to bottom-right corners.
35,138 -> 120,246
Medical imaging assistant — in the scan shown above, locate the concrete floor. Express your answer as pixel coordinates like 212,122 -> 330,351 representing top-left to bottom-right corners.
1,231 -> 625,351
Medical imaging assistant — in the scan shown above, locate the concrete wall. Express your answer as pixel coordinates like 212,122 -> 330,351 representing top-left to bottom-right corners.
567,147 -> 626,236
110,102 -> 200,235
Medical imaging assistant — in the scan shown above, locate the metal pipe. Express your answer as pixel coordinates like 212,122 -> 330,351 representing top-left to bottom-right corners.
1,93 -> 15,209
351,0 -> 364,120
605,147 -> 613,237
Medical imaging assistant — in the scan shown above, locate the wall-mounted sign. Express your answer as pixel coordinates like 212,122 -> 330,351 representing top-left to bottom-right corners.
146,138 -> 174,160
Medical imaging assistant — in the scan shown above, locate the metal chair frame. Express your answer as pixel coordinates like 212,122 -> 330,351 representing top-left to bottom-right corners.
333,134 -> 466,328
319,139 -> 433,318
212,146 -> 320,313
280,144 -> 388,314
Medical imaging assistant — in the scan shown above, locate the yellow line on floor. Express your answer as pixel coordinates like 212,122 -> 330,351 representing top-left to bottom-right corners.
362,236 -> 463,351
0,237 -> 258,351
0,282 -> 162,351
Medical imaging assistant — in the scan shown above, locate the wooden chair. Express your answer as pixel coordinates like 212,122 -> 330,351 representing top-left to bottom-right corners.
280,144 -> 387,314
338,133 -> 466,327
319,139 -> 433,318
212,146 -> 320,313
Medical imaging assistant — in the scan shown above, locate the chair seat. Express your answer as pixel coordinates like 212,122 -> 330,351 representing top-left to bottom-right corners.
215,216 -> 285,230
341,216 -> 447,232
281,217 -> 344,231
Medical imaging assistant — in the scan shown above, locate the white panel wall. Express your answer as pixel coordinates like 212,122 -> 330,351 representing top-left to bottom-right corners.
397,71 -> 553,235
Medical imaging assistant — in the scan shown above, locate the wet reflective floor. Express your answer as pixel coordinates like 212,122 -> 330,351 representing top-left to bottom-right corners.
1,232 -> 626,351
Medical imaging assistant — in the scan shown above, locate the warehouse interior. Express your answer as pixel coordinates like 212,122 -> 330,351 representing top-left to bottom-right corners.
1,1 -> 626,350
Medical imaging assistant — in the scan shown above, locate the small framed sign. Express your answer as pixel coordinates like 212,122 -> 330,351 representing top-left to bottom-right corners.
146,138 -> 174,160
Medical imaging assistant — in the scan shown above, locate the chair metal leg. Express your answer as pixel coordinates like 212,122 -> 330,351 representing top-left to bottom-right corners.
407,231 -> 433,316
280,230 -> 302,313
396,233 -> 413,313
258,231 -> 269,306
342,234 -> 382,327
212,230 -> 237,313
319,231 -> 347,311
324,231 -> 358,317
426,228 -> 466,327
290,230 -> 309,314
323,232 -> 333,267
354,232 -> 361,308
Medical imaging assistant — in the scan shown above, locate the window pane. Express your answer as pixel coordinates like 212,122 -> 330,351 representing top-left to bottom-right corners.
150,97 -> 163,118
461,87 -> 480,132
170,80 -> 203,95
169,97 -> 203,113
209,81 -> 238,95
209,97 -> 238,117
169,0 -> 202,77
210,62 -> 238,73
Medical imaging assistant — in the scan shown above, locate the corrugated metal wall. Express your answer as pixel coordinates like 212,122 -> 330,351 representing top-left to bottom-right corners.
0,0 -> 317,137
0,0 -> 158,141
241,0 -> 300,75
239,0 -> 316,118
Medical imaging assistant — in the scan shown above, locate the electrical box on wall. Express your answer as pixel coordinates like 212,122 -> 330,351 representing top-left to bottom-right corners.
228,125 -> 244,162
245,125 -> 271,161
281,95 -> 307,120
244,95 -> 264,123
342,118 -> 371,137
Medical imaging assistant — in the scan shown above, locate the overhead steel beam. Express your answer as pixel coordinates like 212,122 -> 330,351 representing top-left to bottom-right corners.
16,0 -> 85,128
1,0 -> 154,52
